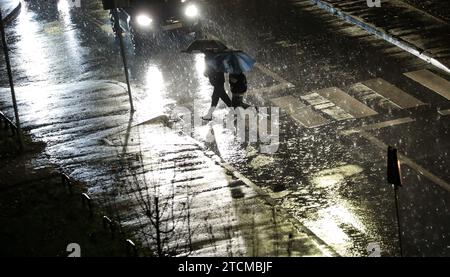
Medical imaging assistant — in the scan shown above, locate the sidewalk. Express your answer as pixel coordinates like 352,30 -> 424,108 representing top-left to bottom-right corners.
310,0 -> 450,73
0,0 -> 21,24
0,80 -> 332,256
0,126 -> 130,256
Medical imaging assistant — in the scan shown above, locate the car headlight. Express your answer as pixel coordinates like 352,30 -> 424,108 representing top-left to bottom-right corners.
136,14 -> 152,27
185,4 -> 198,18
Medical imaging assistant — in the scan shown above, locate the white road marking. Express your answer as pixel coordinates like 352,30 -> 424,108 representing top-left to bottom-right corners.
404,69 -> 450,101
340,117 -> 415,135
249,82 -> 294,95
271,95 -> 330,128
360,117 -> 415,131
301,92 -> 353,121
275,40 -> 298,48
315,87 -> 378,118
348,83 -> 402,110
363,78 -> 426,109
254,63 -> 295,88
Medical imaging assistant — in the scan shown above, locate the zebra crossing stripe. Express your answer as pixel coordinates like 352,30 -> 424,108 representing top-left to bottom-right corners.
404,70 -> 450,101
348,83 -> 402,110
315,87 -> 378,118
301,93 -> 353,121
271,72 -> 442,128
340,117 -> 415,136
362,78 -> 425,109
271,96 -> 330,128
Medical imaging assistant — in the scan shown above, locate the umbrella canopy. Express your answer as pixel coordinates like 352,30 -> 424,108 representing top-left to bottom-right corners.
208,50 -> 256,74
183,39 -> 228,53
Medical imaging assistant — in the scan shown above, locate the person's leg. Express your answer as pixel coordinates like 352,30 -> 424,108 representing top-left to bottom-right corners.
232,94 -> 239,108
210,73 -> 231,107
217,87 -> 232,107
232,93 -> 250,109
211,87 -> 221,107
202,87 -> 221,120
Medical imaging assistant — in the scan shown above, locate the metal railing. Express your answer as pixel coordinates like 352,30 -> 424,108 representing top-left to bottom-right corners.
0,110 -> 18,135
60,171 -> 139,256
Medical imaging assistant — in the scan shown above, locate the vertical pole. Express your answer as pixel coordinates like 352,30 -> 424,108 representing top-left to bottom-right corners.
394,186 -> 403,257
112,8 -> 134,112
0,9 -> 24,151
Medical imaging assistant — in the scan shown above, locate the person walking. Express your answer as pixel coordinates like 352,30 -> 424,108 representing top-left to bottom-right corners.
182,39 -> 255,119
202,52 -> 232,121
229,72 -> 250,109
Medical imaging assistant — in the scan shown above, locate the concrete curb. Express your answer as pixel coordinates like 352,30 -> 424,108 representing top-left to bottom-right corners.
310,0 -> 450,74
1,0 -> 21,25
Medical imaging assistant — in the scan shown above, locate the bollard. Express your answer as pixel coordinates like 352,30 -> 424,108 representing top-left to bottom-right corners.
125,239 -> 138,257
81,193 -> 93,217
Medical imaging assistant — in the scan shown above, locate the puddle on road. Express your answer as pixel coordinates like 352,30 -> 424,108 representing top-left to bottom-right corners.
312,165 -> 364,189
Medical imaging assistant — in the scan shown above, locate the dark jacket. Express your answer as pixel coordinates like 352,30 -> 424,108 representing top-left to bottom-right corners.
206,69 -> 225,87
204,54 -> 225,87
229,73 -> 247,94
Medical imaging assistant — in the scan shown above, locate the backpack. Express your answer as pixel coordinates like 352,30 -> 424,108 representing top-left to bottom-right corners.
229,73 -> 247,94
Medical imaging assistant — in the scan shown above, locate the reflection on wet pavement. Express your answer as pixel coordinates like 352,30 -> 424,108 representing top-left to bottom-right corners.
1,0 -> 450,256
0,0 -> 399,257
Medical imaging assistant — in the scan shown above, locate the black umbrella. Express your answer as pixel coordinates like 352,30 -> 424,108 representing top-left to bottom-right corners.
183,39 -> 228,53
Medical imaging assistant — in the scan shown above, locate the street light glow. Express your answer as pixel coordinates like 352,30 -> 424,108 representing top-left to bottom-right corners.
136,14 -> 153,27
185,5 -> 199,18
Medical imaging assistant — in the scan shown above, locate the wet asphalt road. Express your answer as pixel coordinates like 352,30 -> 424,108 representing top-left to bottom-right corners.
1,0 -> 450,256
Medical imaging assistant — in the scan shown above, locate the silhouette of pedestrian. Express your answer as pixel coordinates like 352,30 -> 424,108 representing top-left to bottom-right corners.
229,72 -> 250,109
202,52 -> 232,121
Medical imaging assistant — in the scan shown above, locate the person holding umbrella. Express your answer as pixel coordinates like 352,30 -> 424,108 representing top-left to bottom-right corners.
183,39 -> 233,121
229,72 -> 250,109
183,39 -> 256,119
208,49 -> 255,109
201,51 -> 233,121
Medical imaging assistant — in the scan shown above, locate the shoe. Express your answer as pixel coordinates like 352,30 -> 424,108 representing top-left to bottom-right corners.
241,103 -> 251,109
202,106 -> 215,121
202,115 -> 213,121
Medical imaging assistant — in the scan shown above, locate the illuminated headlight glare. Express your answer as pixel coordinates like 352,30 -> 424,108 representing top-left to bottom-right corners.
136,15 -> 152,26
185,5 -> 198,17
